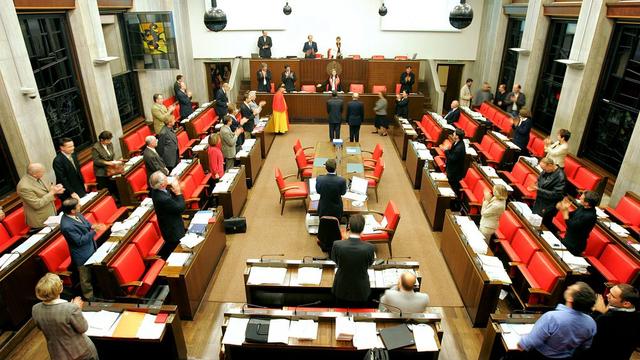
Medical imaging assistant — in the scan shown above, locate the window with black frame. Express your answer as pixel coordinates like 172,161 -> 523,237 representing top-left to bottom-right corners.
581,23 -> 640,175
532,20 -> 577,134
19,14 -> 94,150
497,17 -> 525,90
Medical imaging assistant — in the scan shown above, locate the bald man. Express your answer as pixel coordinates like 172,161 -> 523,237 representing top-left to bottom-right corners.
17,163 -> 65,229
379,272 -> 429,313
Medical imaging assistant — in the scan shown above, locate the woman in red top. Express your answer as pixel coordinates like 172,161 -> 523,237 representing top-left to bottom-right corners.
207,133 -> 225,179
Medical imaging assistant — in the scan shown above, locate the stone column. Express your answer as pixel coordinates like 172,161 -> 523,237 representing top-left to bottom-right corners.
513,0 -> 552,98
68,0 -> 123,157
550,0 -> 613,154
0,0 -> 56,181
472,0 -> 511,87
610,113 -> 640,205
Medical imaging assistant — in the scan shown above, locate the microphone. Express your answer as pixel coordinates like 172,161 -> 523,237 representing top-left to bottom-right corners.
241,303 -> 270,313
294,300 -> 322,315
260,253 -> 284,262
373,299 -> 403,317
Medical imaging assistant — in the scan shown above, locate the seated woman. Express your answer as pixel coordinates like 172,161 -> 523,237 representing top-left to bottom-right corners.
479,184 -> 508,241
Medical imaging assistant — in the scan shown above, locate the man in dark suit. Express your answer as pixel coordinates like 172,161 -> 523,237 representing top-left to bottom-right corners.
215,82 -> 230,118
529,157 -> 566,232
512,108 -> 532,153
400,66 -> 415,93
302,34 -> 318,58
60,198 -> 105,300
157,117 -> 180,172
441,129 -> 466,195
316,159 -> 347,219
256,63 -> 272,92
53,138 -> 86,201
149,171 -> 186,259
558,191 -> 598,256
281,65 -> 296,92
257,30 -> 272,59
175,80 -> 194,119
327,92 -> 344,140
331,214 -> 375,305
395,90 -> 409,119
143,135 -> 169,183
173,74 -> 183,97
347,93 -> 364,142
444,100 -> 461,125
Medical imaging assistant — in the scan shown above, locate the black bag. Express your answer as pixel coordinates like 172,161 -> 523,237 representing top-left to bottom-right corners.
364,348 -> 389,360
224,217 -> 247,234
245,318 -> 269,343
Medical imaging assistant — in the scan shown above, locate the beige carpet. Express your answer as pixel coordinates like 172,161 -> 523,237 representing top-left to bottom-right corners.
207,123 -> 463,307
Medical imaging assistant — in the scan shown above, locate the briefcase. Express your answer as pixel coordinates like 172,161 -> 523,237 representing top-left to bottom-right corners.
106,162 -> 125,177
245,318 -> 269,343
223,217 -> 247,234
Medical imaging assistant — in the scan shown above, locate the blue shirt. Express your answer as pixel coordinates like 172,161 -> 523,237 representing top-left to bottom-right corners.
519,304 -> 596,358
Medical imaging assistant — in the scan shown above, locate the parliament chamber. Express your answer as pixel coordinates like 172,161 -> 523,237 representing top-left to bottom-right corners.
1,0 -> 640,359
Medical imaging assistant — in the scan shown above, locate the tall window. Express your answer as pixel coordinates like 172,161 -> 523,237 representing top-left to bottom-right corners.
19,14 -> 94,150
532,20 -> 577,133
582,23 -> 640,175
498,17 -> 525,90
0,128 -> 18,198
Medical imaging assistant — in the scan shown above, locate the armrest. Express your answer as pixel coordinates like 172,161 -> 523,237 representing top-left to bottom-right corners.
133,190 -> 149,196
302,146 -> 314,151
282,174 -> 298,180
280,185 -> 301,192
364,210 -> 385,216
185,197 -> 200,204
468,201 -> 482,207
528,288 -> 551,296
365,175 -> 379,181
302,166 -> 313,170
120,281 -> 143,288
362,150 -> 374,155
144,256 -> 161,261
364,165 -> 375,171
375,227 -> 395,234
56,271 -> 73,277
363,158 -> 378,164
508,261 -> 524,266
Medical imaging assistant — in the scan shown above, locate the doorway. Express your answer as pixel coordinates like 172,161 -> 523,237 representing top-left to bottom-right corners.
437,64 -> 464,113
205,62 -> 232,101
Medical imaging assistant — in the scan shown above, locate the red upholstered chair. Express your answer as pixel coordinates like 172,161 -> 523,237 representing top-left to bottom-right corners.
495,210 -> 523,242
315,53 -> 323,59
295,149 -> 313,180
131,222 -> 165,259
514,173 -> 538,201
270,83 -> 275,93
365,158 -> 385,202
275,167 -> 308,215
123,132 -> 144,157
2,207 -> 29,237
350,55 -> 361,59
84,213 -> 107,241
189,162 -> 211,188
109,244 -> 165,298
485,142 -> 506,167
137,125 -> 153,140
293,139 -> 315,164
371,55 -> 385,60
372,85 -> 387,94
395,83 -> 402,94
394,55 -> 408,60
360,201 -> 400,257
462,179 -> 492,215
501,161 -> 529,185
500,229 -> 539,264
127,166 -> 149,202
163,96 -> 180,119
584,243 -> 640,285
571,167 -> 602,193
149,214 -> 160,234
81,161 -> 97,192
528,136 -> 546,158
460,167 -> 482,191
606,193 -> 640,234
515,251 -> 563,307
180,175 -> 205,209
90,196 -> 127,225
177,130 -> 197,158
349,84 -> 364,94
563,157 -> 581,182
583,227 -> 611,258
363,144 -> 383,166
38,234 -> 72,286
301,85 -> 316,93
0,223 -> 22,253
472,135 -> 494,159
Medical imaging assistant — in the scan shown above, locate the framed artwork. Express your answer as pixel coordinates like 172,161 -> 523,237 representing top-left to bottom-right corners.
124,11 -> 179,69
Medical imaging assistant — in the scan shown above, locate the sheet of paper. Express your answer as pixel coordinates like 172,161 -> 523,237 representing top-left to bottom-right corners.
335,316 -> 355,340
247,267 -> 287,285
417,149 -> 433,160
166,252 -> 191,267
179,233 -> 205,249
438,187 -> 456,197
309,178 -> 317,194
289,319 -> 318,340
191,210 -> 214,225
43,214 -> 62,228
430,172 -> 448,181
296,266 -> 322,285
136,314 -> 165,339
541,231 -> 565,250
353,322 -> 379,350
413,324 -> 438,352
83,310 -> 121,337
363,214 -> 383,235
310,194 -> 320,201
492,131 -> 508,141
14,235 -> 44,254
267,319 -> 290,344
500,323 -> 534,350
222,317 -> 249,345
350,176 -> 368,195
0,253 -> 19,270
343,191 -> 367,202
112,311 -> 145,338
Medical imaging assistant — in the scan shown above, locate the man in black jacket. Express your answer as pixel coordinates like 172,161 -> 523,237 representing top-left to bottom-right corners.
157,117 -> 179,172
143,135 -> 169,183
442,129 -> 466,195
281,65 -> 296,92
395,90 -> 409,119
327,92 -> 344,140
256,63 -> 272,92
529,157 -> 566,232
512,108 -> 533,154
444,100 -> 461,125
347,93 -> 364,142
331,214 -> 375,306
53,138 -> 86,201
558,191 -> 598,256
175,80 -> 193,119
315,159 -> 347,220
149,171 -> 186,259
215,82 -> 230,118
257,30 -> 272,59
399,66 -> 415,94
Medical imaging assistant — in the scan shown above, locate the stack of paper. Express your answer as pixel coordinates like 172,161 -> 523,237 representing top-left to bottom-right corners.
235,150 -> 249,158
222,317 -> 249,345
335,317 -> 356,341
480,166 -> 499,178
557,251 -> 590,273
166,252 -> 191,267
309,178 -> 320,201
438,187 -> 456,197
43,214 -> 62,228
491,177 -> 514,192
500,323 -> 534,350
430,172 -> 448,181
412,141 -> 427,150
85,241 -> 119,265
477,254 -> 512,284
192,144 -> 206,152
289,319 -> 318,340
541,231 -> 566,250
179,233 -> 205,249
247,267 -> 287,285
362,214 -> 386,235
191,210 -> 214,225
141,197 -> 154,207
417,149 -> 433,160
412,324 -> 439,352
353,322 -> 382,350
456,216 -> 488,254
604,221 -> 630,237
212,181 -> 232,193
511,202 -> 533,218
83,310 -> 121,337
295,266 -> 323,285
79,192 -> 98,206
242,139 -> 257,151
492,131 -> 508,141
268,319 -> 290,344
595,207 -> 608,218
466,146 -> 478,156
136,314 -> 165,339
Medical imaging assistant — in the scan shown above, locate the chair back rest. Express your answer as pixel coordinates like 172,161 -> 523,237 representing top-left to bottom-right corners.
395,83 -> 402,94
462,167 -> 482,190
511,229 -> 539,264
371,55 -> 384,60
128,166 -> 148,193
180,175 -> 197,199
123,132 -> 143,154
383,201 -> 400,230
38,234 -> 70,273
523,174 -> 538,192
138,125 -> 152,140
497,210 -> 522,242
301,85 -> 316,93
90,196 -> 118,224
81,161 -> 96,184
349,84 -> 364,94
317,216 -> 342,252
564,156 -> 581,180
528,136 -> 546,158
293,139 -> 303,155
583,227 -> 610,257
599,244 -> 640,284
177,130 -> 189,151
372,85 -> 387,93
0,223 -> 13,247
528,252 -> 562,292
131,222 -> 160,258
510,162 -> 530,184
3,207 -> 28,237
573,167 -> 601,191
489,142 -> 506,162
372,144 -> 383,160
295,149 -> 308,168
110,244 -> 145,285
373,158 -> 385,178
190,162 -> 207,184
615,196 -> 640,226
479,135 -> 493,152
473,180 -> 492,203
275,168 -> 286,190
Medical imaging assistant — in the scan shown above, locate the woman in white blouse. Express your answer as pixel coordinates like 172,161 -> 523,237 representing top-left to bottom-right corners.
544,128 -> 571,168
479,184 -> 508,241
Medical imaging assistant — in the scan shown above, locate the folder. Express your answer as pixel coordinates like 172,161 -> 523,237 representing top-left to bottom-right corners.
379,324 -> 415,350
112,311 -> 146,338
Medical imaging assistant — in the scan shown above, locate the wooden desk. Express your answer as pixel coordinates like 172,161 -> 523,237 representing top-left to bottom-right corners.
238,138 -> 263,188
113,156 -> 144,206
243,259 -> 420,307
307,197 -> 368,215
183,103 -> 215,140
312,141 -> 363,179
441,211 -> 504,327
419,169 -> 456,231
405,141 -> 433,189
160,208 -> 226,320
222,307 -> 442,360
254,116 -> 276,159
478,313 -> 541,360
255,92 -> 423,122
84,302 -> 188,360
390,117 -> 418,160
214,166 -> 248,219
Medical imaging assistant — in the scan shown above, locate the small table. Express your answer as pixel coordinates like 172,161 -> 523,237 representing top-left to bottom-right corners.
214,166 -> 248,219
419,169 -> 456,231
237,138 -> 263,188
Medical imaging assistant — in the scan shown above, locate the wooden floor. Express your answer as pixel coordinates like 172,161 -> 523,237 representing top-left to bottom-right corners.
8,124 -> 488,360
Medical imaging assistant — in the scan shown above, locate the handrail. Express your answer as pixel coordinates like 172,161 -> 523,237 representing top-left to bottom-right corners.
425,59 -> 444,114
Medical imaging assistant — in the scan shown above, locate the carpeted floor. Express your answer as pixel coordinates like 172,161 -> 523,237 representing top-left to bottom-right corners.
207,123 -> 463,307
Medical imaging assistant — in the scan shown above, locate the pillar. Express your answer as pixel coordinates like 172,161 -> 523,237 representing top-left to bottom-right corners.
472,0 -> 511,87
610,113 -> 640,205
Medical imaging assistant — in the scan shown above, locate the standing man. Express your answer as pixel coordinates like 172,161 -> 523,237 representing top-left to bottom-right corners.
53,138 -> 86,201
91,131 -> 119,198
504,83 -> 526,117
157,118 -> 179,172
528,157 -> 566,232
281,64 -> 296,92
459,78 -> 473,107
512,108 -> 533,153
316,159 -> 347,220
494,83 -> 508,111
395,90 -> 409,119
347,93 -> 364,142
60,198 -> 104,300
173,74 -> 183,96
444,100 -> 461,125
518,282 -> 597,359
175,80 -> 194,120
558,191 -> 598,256
331,214 -> 375,306
149,171 -> 186,259
143,135 -> 169,182
257,30 -> 272,59
221,108 -> 243,170
215,82 -> 230,118
302,34 -> 318,58
327,91 -> 344,140
151,93 -> 175,134
472,82 -> 494,108
379,272 -> 430,313
17,163 -> 65,229
256,63 -> 272,92
441,129 -> 466,196
399,66 -> 415,94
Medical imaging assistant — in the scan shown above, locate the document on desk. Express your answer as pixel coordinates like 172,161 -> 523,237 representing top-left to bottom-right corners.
346,163 -> 364,174
353,322 -> 382,350
179,233 -> 205,249
43,214 -> 62,228
112,311 -> 146,338
166,252 -> 191,267
0,253 -> 20,270
430,172 -> 448,181
247,266 -> 287,285
267,319 -> 290,344
222,317 -> 249,345
136,314 -> 165,339
83,310 -> 121,337
541,231 -> 566,250
417,149 -> 433,160
313,157 -> 329,167
79,192 -> 98,206
335,316 -> 355,341
84,240 -> 119,265
500,323 -> 534,350
362,214 -> 383,235
295,266 -> 322,285
346,146 -> 361,155
413,324 -> 438,352
343,191 -> 367,202
191,210 -> 214,225
438,187 -> 456,197
289,319 -> 318,340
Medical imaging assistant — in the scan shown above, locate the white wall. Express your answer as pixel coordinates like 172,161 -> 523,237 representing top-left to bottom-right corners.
190,0 -> 483,60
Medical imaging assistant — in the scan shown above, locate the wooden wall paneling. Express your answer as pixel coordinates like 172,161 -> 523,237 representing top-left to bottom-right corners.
14,0 -> 74,9
97,0 -> 133,8
249,59 -> 300,92
543,2 -> 582,17
367,60 -> 420,94
607,1 -> 640,19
